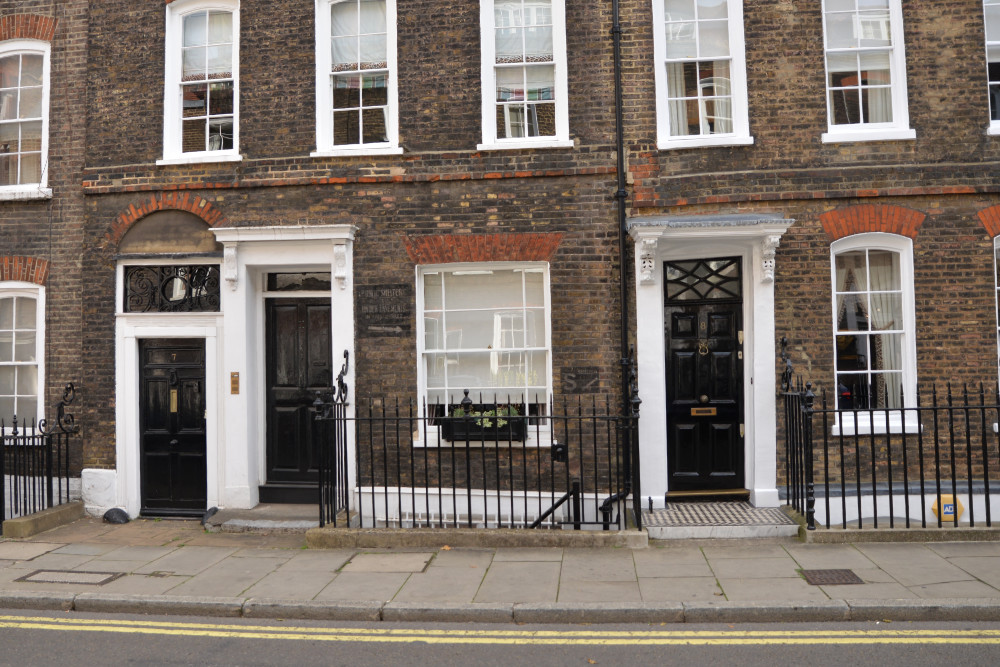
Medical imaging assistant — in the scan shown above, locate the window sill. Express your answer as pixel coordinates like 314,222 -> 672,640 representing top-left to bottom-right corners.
311,146 -> 403,158
832,415 -> 921,436
414,426 -> 553,449
658,135 -> 754,151
476,139 -> 574,152
157,153 -> 243,166
821,128 -> 916,144
0,186 -> 52,201
988,126 -> 1000,136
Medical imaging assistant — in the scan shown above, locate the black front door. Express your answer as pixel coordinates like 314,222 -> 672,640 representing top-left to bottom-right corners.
139,338 -> 207,516
265,298 -> 332,487
664,257 -> 745,492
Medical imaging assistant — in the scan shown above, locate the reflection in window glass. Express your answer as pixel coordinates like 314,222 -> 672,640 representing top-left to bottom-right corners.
0,53 -> 44,185
0,296 -> 38,424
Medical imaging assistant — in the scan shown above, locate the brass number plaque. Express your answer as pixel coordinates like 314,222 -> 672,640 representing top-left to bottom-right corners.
691,407 -> 717,416
170,389 -> 178,413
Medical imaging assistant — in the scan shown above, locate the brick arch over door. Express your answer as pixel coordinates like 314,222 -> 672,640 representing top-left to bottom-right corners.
1,256 -> 49,285
819,204 -> 925,241
403,233 -> 563,264
106,193 -> 228,248
0,14 -> 58,42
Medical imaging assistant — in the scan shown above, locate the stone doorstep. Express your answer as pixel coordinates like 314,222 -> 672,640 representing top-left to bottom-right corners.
1,502 -> 85,539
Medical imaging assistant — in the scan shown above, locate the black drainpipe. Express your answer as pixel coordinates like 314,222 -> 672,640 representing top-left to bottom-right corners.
600,0 -> 634,528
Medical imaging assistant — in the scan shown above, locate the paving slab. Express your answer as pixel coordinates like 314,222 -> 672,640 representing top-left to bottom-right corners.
945,556 -> 1000,589
556,580 -> 642,603
0,542 -> 62,560
340,552 -> 433,573
825,582 -> 918,599
393,561 -> 486,603
633,546 -> 710,576
7,553 -> 98,571
166,555 -> 285,597
492,547 -> 563,562
709,556 -> 801,580
637,576 -> 723,602
50,543 -> 120,557
911,580 -> 1000,599
700,543 -> 791,559
718,576 -> 832,602
428,548 -> 493,569
276,549 -> 355,573
240,569 -> 338,600
180,533 -> 305,549
560,547 -> 635,582
96,574 -> 191,596
134,546 -> 236,576
475,561 -> 560,603
228,548 -> 297,560
855,543 -> 978,586
91,545 -> 177,562
925,542 -> 1000,558
314,572 -> 409,602
784,544 -> 877,570
24,521 -> 113,543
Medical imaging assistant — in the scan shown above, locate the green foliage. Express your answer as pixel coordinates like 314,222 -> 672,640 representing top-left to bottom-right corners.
451,405 -> 520,429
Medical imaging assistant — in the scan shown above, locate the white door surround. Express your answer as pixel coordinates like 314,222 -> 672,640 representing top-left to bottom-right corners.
629,214 -> 793,508
91,225 -> 356,519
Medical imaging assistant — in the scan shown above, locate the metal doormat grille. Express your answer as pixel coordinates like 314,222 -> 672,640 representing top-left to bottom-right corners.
15,570 -> 125,586
643,501 -> 796,527
801,569 -> 865,586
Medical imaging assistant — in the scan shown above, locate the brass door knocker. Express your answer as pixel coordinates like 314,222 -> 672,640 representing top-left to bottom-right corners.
697,340 -> 709,356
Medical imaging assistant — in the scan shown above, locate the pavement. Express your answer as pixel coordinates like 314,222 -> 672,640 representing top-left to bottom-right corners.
4,516 -> 1000,624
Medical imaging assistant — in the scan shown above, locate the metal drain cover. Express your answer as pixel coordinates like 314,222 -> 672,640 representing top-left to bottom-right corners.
15,570 -> 125,586
801,569 -> 864,585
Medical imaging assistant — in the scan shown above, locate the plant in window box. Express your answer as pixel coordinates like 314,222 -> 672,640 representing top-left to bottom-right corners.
440,396 -> 527,442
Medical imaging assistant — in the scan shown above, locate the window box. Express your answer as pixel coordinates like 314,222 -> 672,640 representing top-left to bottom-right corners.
439,406 -> 528,442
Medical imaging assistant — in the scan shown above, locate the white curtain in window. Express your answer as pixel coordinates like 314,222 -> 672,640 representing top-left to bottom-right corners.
666,62 -> 688,135
867,250 -> 902,407
332,0 -> 386,67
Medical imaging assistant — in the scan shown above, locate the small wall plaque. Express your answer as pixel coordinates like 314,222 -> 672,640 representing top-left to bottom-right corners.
230,372 -> 240,395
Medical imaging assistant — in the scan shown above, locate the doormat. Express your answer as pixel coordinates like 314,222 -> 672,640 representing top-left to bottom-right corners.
644,501 -> 797,527
15,570 -> 125,586
800,569 -> 864,585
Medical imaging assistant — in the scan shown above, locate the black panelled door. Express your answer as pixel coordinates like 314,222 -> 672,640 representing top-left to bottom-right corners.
265,298 -> 332,484
139,338 -> 207,515
664,258 -> 745,492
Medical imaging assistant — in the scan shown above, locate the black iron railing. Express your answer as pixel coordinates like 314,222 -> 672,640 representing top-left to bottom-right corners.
1,384 -> 79,534
781,339 -> 1000,530
313,353 -> 640,530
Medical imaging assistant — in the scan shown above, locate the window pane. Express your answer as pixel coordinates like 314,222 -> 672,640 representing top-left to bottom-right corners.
868,250 -> 900,290
825,13 -> 857,50
207,11 -> 232,43
206,45 -> 232,78
0,55 -> 18,88
0,331 -> 10,361
183,12 -> 208,48
664,0 -> 696,21
523,271 -> 544,306
19,86 -> 42,119
20,121 -> 41,151
698,20 -> 730,58
183,83 -> 208,117
18,396 -> 36,421
208,82 -> 233,115
988,5 -> 1000,43
0,155 -> 16,186
423,273 -> 443,310
496,67 -> 524,102
829,87 -> 860,125
496,26 -> 524,63
14,297 -> 35,329
858,10 -> 891,47
14,331 -> 35,361
0,299 -> 11,329
333,109 -> 360,144
359,0 -> 386,33
664,22 -> 696,58
0,90 -> 18,120
359,34 -> 386,66
208,118 -> 233,150
0,366 -> 12,393
836,250 -> 868,292
526,65 -> 554,100
183,118 -> 205,152
361,74 -> 387,105
20,55 -> 43,86
425,352 -> 446,387
524,308 -> 546,346
0,397 -> 13,424
361,108 -> 387,142
445,271 -> 525,310
334,75 -> 361,109
836,293 -> 868,332
332,36 -> 359,68
697,0 -> 727,20
182,47 -> 207,80
15,366 -> 36,395
0,122 -> 18,152
870,333 -> 903,370
332,0 -> 359,38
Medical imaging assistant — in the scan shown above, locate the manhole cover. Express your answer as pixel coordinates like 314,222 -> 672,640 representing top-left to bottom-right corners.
15,570 -> 125,586
801,569 -> 864,585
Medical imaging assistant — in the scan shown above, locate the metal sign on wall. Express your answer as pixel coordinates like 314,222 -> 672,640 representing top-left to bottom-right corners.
562,368 -> 600,395
357,284 -> 412,336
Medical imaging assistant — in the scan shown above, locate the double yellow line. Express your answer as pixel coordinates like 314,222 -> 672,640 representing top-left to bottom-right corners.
1,615 -> 1000,645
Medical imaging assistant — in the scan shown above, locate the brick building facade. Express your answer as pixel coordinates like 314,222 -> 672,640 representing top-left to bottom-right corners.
0,2 -> 86,471
7,0 -> 998,520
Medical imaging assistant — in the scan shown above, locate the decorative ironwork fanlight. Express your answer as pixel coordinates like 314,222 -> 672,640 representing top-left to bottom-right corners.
124,265 -> 221,313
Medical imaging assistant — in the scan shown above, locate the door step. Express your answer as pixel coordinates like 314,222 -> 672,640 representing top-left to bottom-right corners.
644,501 -> 799,539
258,483 -> 319,504
665,489 -> 751,502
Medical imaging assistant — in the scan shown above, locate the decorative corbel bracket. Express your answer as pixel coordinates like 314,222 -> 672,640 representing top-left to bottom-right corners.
639,237 -> 657,285
223,245 -> 238,291
334,243 -> 348,290
761,234 -> 781,283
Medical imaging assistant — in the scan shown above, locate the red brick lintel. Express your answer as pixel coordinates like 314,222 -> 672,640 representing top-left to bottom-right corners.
81,166 -> 617,195
404,233 -> 564,264
1,256 -> 49,286
0,14 -> 58,43
819,204 -> 926,241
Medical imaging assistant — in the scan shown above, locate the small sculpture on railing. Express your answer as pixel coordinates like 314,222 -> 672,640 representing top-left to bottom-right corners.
779,336 -> 794,394
313,351 -> 350,420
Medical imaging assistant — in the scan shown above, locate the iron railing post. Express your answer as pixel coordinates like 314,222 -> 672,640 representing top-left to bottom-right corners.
803,383 -> 816,531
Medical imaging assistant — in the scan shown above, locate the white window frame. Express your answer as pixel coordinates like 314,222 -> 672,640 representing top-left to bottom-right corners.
0,283 -> 45,429
415,262 -> 554,448
478,0 -> 572,151
313,0 -> 401,157
159,0 -> 242,166
829,233 -> 917,435
0,40 -> 51,200
820,0 -> 914,144
651,0 -> 753,150
984,1 -> 1000,134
